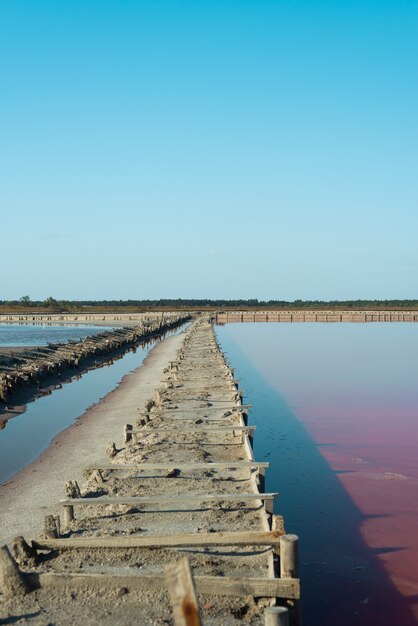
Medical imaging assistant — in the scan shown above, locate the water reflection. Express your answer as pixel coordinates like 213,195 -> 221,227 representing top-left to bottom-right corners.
0,323 -> 112,346
0,328 -> 184,485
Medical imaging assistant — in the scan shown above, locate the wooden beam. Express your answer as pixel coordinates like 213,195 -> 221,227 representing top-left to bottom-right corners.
33,530 -> 283,551
130,426 -> 255,434
165,376 -> 227,381
161,378 -> 239,383
143,405 -> 252,413
85,461 -> 269,471
28,572 -> 300,599
60,492 -> 278,506
165,557 -> 202,626
163,416 -> 243,422
168,389 -> 245,400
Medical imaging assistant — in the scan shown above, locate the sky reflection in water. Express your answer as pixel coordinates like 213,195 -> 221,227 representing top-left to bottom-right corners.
0,323 -> 112,346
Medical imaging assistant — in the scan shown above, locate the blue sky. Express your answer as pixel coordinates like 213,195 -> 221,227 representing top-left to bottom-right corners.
1,0 -> 417,300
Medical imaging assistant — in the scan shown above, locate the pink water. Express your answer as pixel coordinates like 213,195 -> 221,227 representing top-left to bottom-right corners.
217,323 -> 418,625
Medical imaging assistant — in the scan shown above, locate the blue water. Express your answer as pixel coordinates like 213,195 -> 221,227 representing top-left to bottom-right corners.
0,323 -> 112,346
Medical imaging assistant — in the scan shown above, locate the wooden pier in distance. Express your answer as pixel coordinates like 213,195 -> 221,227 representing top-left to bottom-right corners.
216,309 -> 418,323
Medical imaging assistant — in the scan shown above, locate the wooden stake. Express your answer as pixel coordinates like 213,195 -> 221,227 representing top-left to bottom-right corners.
63,504 -> 75,526
280,535 -> 299,578
258,466 -> 266,492
44,515 -> 60,539
165,557 -> 202,626
0,545 -> 30,597
124,424 -> 133,443
279,534 -> 301,625
92,469 -> 105,485
106,442 -> 118,458
64,480 -> 81,498
264,606 -> 289,626
272,515 -> 285,533
11,536 -> 37,568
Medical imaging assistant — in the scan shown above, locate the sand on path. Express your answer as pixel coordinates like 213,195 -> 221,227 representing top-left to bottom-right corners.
0,332 -> 185,544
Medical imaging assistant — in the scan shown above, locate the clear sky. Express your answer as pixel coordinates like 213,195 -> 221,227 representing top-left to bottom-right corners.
1,0 -> 417,301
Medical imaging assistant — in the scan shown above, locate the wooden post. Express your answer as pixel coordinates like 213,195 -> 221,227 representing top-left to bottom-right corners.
124,424 -> 133,443
165,557 -> 202,626
106,442 -> 118,458
272,515 -> 285,533
280,534 -> 299,578
0,545 -> 31,597
280,534 -> 300,626
63,504 -> 75,526
11,536 -> 37,568
64,480 -> 81,498
248,428 -> 254,447
44,515 -> 60,539
264,606 -> 289,626
265,497 -> 274,516
92,469 -> 105,485
258,466 -> 266,492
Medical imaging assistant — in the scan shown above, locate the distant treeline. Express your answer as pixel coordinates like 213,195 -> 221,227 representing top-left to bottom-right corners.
1,298 -> 418,313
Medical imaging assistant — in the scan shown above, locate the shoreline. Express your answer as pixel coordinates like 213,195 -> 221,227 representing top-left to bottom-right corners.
0,347 -> 31,355
0,331 -> 185,545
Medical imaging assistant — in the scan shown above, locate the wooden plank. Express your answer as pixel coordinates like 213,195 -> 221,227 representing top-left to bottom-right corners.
165,558 -> 202,626
130,426 -> 255,434
33,530 -> 283,551
85,461 -> 269,471
60,492 -> 278,506
143,405 -> 252,413
29,572 -> 300,599
167,389 -> 245,400
161,379 -> 239,383
164,377 -> 239,382
165,416 -> 247,422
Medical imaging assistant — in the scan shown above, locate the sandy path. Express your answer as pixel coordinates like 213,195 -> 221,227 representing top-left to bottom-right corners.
0,332 -> 185,544
0,321 -> 285,626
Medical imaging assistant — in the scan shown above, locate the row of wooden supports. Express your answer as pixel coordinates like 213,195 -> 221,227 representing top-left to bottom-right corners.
213,326 -> 301,625
0,319 -> 301,625
214,325 -> 300,624
217,311 -> 418,323
0,531 -> 299,624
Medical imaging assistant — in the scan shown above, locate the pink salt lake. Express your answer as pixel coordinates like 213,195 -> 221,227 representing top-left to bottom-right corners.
217,322 -> 418,626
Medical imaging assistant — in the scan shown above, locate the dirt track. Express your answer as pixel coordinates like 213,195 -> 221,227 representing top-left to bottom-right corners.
0,319 -> 292,625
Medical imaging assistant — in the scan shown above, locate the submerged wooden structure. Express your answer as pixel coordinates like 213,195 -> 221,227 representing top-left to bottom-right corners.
0,318 -> 300,625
